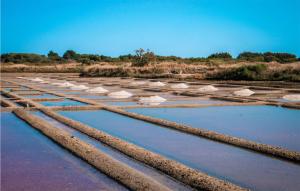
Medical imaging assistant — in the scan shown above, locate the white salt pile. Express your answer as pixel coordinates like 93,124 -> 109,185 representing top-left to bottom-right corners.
171,83 -> 189,89
70,85 -> 89,90
108,90 -> 132,99
86,87 -> 108,93
234,89 -> 255,96
31,78 -> 44,82
130,81 -> 146,86
198,85 -> 218,92
56,82 -> 76,87
148,81 -> 166,87
282,94 -> 300,101
138,95 -> 166,105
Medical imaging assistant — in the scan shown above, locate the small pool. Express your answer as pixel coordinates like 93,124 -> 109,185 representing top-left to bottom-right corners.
1,112 -> 127,191
40,99 -> 87,107
59,110 -> 300,191
128,106 -> 300,152
24,93 -> 59,99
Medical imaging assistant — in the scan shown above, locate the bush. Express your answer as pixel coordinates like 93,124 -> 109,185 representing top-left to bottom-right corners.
208,52 -> 232,59
237,52 -> 265,62
210,64 -> 267,80
63,50 -> 79,60
0,53 -> 50,63
132,48 -> 156,67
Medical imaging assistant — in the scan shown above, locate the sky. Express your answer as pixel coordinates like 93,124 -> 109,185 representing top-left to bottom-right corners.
1,0 -> 300,57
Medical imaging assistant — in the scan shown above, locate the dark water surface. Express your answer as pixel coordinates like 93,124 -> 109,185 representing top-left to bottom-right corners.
1,112 -> 127,191
128,105 -> 300,152
59,110 -> 300,191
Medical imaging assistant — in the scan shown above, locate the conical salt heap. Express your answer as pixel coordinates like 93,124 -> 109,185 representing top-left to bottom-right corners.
171,83 -> 189,89
138,95 -> 166,105
108,90 -> 132,98
130,81 -> 146,86
282,94 -> 300,101
148,81 -> 166,87
86,87 -> 108,93
70,85 -> 89,90
234,89 -> 255,96
198,85 -> 218,92
31,78 -> 44,82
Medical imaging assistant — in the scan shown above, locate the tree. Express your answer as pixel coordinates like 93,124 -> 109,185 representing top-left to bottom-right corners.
63,50 -> 79,60
132,48 -> 156,67
47,50 -> 61,61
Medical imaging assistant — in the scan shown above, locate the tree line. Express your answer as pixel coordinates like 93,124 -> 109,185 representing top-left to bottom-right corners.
1,49 -> 299,65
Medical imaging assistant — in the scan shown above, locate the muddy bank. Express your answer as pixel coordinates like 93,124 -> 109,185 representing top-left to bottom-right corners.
13,109 -> 170,191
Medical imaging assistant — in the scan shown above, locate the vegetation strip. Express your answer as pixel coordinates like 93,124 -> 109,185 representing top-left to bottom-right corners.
13,109 -> 170,191
39,108 -> 246,191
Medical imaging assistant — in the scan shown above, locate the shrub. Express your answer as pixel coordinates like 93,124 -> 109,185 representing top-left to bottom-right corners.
63,50 -> 79,60
208,52 -> 232,59
132,48 -> 156,67
210,64 -> 267,80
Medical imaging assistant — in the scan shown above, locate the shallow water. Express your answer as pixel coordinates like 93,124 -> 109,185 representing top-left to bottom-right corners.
33,111 -> 192,191
1,112 -> 127,191
59,110 -> 300,191
24,93 -> 59,99
128,105 -> 300,152
40,99 -> 87,106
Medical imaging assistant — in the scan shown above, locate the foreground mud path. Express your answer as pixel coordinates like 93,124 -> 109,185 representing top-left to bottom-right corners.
1,73 -> 300,190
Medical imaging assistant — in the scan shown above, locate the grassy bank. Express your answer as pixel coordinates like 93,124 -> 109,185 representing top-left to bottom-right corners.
1,61 -> 299,82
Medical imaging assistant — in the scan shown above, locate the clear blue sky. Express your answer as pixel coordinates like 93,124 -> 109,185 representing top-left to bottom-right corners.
1,0 -> 300,57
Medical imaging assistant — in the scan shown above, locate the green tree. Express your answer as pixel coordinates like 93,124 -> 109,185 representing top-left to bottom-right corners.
47,50 -> 61,61
63,50 -> 79,60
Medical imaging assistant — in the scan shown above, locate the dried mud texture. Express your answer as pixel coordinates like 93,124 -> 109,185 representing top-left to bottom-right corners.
13,109 -> 170,191
40,108 -> 247,191
104,106 -> 300,163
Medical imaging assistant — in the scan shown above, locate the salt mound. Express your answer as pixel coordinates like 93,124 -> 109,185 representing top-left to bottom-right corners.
108,90 -> 132,99
57,82 -> 76,87
282,94 -> 300,101
31,78 -> 43,82
130,81 -> 146,85
70,85 -> 89,90
139,96 -> 166,105
198,85 -> 218,92
148,81 -> 166,87
86,87 -> 108,93
171,83 -> 189,89
234,89 -> 255,96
